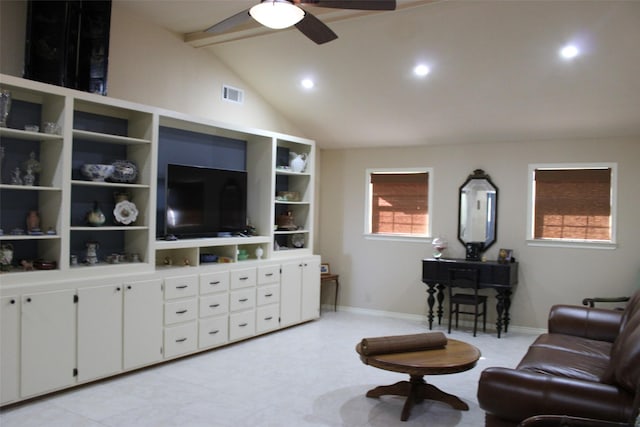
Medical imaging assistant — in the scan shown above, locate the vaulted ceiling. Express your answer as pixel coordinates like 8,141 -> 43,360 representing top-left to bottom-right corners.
115,0 -> 640,149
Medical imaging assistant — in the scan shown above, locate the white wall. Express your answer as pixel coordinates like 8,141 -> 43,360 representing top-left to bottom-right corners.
317,138 -> 640,329
106,4 -> 303,136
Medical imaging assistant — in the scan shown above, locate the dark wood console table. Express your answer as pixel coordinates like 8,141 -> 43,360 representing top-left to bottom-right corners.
421,258 -> 518,338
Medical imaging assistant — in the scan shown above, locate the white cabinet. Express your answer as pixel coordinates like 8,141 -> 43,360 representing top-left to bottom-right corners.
198,269 -> 229,349
229,310 -> 256,341
256,264 -> 280,333
0,296 -> 19,404
163,274 -> 198,358
20,289 -> 76,398
199,316 -> 228,348
123,279 -> 163,370
280,256 -> 321,327
301,257 -> 321,321
77,284 -> 123,382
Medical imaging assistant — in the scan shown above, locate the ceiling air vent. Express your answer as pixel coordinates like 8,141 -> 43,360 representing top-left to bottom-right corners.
222,85 -> 244,104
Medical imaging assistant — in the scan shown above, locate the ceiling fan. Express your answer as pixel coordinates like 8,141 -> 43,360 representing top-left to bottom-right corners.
204,0 -> 397,45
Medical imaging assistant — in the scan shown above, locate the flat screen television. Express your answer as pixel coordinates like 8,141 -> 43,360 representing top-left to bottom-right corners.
165,164 -> 247,238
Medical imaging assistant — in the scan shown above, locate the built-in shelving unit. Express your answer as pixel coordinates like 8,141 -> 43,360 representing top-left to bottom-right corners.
0,74 -> 320,407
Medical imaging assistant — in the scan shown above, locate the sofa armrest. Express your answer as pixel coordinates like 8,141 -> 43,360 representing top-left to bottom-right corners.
478,367 -> 635,424
548,305 -> 623,342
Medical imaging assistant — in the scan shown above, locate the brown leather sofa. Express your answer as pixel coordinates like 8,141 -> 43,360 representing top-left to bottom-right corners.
477,290 -> 640,426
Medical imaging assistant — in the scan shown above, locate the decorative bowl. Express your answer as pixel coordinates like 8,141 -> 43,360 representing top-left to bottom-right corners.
110,160 -> 138,183
199,253 -> 218,263
81,164 -> 115,182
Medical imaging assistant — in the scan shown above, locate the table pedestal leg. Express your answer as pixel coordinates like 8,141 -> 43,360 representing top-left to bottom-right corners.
365,375 -> 468,421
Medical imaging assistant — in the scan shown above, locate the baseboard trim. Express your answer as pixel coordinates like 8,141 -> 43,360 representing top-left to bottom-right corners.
320,304 -> 545,335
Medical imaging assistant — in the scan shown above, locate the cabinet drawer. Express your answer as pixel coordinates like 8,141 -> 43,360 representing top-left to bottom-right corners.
199,294 -> 229,318
199,317 -> 228,349
229,288 -> 255,312
230,268 -> 256,289
257,265 -> 280,285
199,271 -> 229,295
164,323 -> 197,358
164,275 -> 198,299
256,305 -> 280,333
164,299 -> 197,325
229,310 -> 255,341
257,284 -> 280,306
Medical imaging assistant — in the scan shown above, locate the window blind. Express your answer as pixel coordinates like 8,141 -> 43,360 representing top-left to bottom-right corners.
534,168 -> 611,240
370,172 -> 428,235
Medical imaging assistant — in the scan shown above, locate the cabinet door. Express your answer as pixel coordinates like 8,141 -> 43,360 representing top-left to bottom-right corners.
301,257 -> 321,321
123,279 -> 163,370
21,289 -> 76,398
280,261 -> 302,327
77,285 -> 123,382
1,296 -> 19,404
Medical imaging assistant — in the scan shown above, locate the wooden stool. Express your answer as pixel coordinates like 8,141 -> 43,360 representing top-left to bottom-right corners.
321,273 -> 339,311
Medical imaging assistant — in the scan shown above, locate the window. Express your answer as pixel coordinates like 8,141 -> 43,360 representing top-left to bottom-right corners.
365,168 -> 432,239
527,163 -> 617,247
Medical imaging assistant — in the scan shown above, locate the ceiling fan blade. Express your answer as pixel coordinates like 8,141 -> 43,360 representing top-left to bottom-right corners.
295,12 -> 338,44
205,8 -> 252,33
299,0 -> 396,10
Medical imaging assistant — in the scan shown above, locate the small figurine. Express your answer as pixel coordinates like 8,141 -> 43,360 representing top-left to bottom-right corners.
163,256 -> 172,266
10,167 -> 22,185
183,258 -> 190,266
21,259 -> 35,271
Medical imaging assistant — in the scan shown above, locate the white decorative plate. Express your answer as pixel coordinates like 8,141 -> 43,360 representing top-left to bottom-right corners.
113,200 -> 138,225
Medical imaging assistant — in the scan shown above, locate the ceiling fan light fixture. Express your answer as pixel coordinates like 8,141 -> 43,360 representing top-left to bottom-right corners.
250,0 -> 305,30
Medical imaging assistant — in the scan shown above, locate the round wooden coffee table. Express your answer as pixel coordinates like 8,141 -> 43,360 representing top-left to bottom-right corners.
356,338 -> 481,421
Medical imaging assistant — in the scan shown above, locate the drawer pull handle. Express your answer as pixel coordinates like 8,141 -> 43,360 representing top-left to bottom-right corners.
175,338 -> 187,343
176,309 -> 188,314
265,273 -> 273,277
264,316 -> 273,321
239,276 -> 249,281
209,303 -> 220,308
209,330 -> 219,335
176,285 -> 188,289
209,281 -> 220,285
265,293 -> 273,297
238,298 -> 248,302
239,323 -> 248,327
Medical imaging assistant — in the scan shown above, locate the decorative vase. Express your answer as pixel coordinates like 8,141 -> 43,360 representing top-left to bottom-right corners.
26,210 -> 41,233
289,152 -> 307,173
23,168 -> 35,186
86,201 -> 106,226
0,89 -> 11,128
255,246 -> 264,260
431,237 -> 448,259
0,243 -> 13,271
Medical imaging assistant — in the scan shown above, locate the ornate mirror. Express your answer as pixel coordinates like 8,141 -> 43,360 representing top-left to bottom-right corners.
458,169 -> 498,259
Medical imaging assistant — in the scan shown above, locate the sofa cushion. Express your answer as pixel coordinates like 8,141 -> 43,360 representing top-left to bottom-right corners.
603,308 -> 640,393
531,333 -> 612,360
517,346 -> 610,383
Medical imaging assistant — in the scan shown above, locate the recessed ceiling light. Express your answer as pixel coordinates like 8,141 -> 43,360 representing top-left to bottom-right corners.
301,78 -> 315,89
560,44 -> 580,60
414,64 -> 431,77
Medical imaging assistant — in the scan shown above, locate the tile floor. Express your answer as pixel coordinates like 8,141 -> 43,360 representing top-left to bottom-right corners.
0,310 -> 536,427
